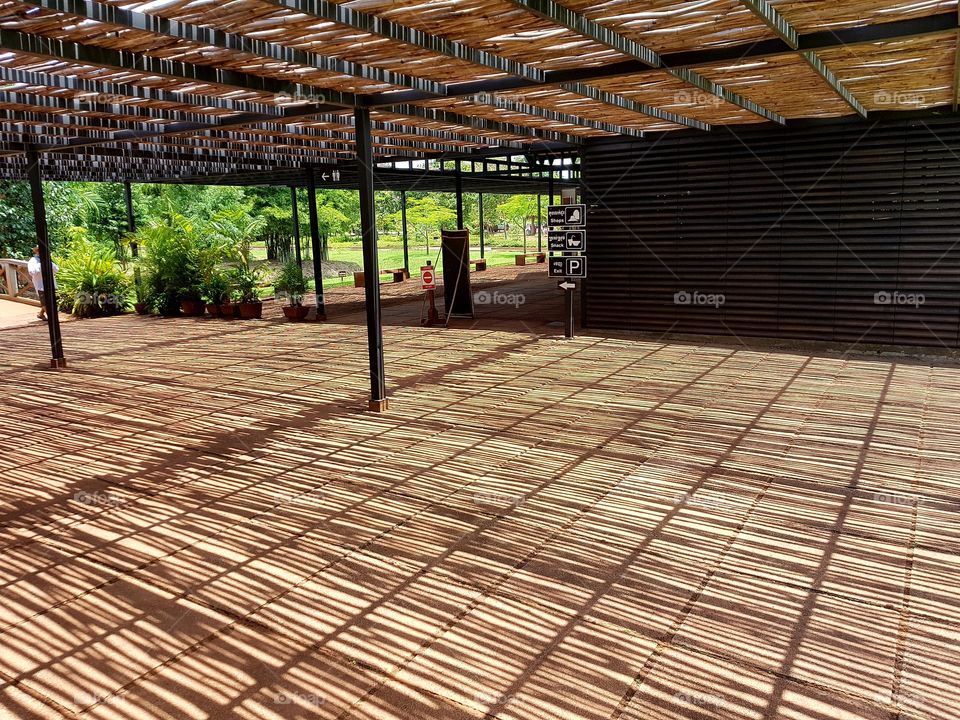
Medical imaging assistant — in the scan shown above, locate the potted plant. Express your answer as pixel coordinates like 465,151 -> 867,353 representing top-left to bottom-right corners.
203,270 -> 230,318
220,285 -> 239,320
135,221 -> 203,317
275,259 -> 309,321
234,266 -> 263,320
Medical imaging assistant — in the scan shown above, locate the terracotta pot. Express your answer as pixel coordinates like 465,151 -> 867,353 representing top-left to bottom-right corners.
134,302 -> 149,315
205,303 -> 221,318
283,305 -> 310,321
219,303 -> 239,319
180,299 -> 206,317
238,301 -> 263,320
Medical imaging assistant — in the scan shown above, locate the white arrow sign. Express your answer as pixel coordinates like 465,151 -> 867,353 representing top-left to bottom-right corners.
558,281 -> 577,291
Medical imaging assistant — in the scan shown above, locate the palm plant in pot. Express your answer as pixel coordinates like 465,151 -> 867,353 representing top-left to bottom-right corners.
275,259 -> 309,321
202,269 -> 230,318
233,266 -> 264,319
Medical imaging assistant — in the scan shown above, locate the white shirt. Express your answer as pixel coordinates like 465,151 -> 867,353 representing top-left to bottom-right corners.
27,255 -> 57,292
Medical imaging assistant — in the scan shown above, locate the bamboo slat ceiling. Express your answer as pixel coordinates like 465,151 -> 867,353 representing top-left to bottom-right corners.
0,0 -> 956,183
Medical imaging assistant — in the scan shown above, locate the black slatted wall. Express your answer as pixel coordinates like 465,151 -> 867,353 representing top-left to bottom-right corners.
581,116 -> 960,348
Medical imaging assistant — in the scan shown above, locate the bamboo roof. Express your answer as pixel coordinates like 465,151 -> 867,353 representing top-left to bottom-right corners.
0,0 -> 955,183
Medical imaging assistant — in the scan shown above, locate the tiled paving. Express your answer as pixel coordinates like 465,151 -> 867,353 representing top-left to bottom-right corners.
0,269 -> 958,720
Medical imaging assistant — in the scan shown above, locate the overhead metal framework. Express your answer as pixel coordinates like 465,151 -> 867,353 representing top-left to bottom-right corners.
737,0 -> 868,118
0,0 -> 953,181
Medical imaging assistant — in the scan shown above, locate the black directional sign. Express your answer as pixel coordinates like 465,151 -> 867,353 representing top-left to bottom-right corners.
548,256 -> 588,278
548,230 -> 587,252
548,204 -> 587,228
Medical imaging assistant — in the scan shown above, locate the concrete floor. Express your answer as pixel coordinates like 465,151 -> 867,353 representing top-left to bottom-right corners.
0,265 -> 957,719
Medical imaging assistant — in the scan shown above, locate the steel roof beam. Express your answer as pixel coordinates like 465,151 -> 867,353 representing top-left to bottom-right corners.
17,0 -> 447,96
388,104 -> 582,145
559,83 -> 710,131
266,0 -> 545,82
266,0 -> 704,131
738,0 -> 867,117
0,65 -> 281,116
367,12 -> 957,106
469,92 -> 643,137
510,0 -> 784,124
0,28 -> 359,107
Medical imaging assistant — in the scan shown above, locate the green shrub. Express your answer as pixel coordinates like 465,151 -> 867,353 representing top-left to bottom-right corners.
54,240 -> 132,318
274,260 -> 306,306
232,265 -> 262,303
136,220 -> 204,315
202,269 -> 231,305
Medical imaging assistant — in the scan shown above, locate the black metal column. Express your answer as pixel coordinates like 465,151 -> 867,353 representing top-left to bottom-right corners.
26,150 -> 65,368
306,168 -> 326,319
356,108 -> 388,412
400,189 -> 409,274
455,166 -> 464,229
548,174 -> 555,208
478,192 -> 485,259
537,194 -> 543,252
124,181 -> 137,255
290,186 -> 302,267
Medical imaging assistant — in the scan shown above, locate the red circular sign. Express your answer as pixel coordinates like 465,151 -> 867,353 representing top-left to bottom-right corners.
420,268 -> 436,290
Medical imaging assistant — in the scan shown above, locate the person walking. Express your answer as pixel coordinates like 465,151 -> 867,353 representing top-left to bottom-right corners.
27,246 -> 58,322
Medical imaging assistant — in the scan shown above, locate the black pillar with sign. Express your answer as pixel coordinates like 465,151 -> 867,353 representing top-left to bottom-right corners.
356,108 -> 388,412
400,190 -> 409,274
537,194 -> 542,252
455,167 -> 464,229
26,151 -> 65,367
290,186 -> 302,267
307,168 -> 326,319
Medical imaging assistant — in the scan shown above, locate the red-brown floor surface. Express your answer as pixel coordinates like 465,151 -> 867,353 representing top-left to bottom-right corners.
0,268 -> 957,719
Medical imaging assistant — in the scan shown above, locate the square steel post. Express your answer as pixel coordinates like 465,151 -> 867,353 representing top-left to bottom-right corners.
26,150 -> 65,367
356,108 -> 388,412
290,186 -> 302,267
478,192 -> 485,259
455,166 -> 464,229
124,181 -> 137,254
400,189 -> 409,274
306,167 -> 327,319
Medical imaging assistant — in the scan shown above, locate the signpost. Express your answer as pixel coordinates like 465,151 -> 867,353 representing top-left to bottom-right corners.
421,264 -> 439,325
547,204 -> 586,228
547,230 -> 586,253
547,205 -> 587,338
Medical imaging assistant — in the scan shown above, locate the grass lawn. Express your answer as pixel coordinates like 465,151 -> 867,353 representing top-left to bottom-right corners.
257,244 -> 534,295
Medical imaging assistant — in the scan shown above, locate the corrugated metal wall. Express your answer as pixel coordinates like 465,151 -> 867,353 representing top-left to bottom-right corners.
581,116 -> 960,348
